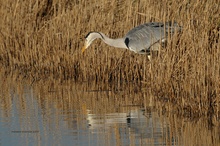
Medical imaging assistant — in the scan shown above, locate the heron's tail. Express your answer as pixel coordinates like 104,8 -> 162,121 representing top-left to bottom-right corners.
165,21 -> 182,33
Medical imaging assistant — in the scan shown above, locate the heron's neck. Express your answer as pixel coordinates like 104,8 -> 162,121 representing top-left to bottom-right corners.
100,33 -> 127,49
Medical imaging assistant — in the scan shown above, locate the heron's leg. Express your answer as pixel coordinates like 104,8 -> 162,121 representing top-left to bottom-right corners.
148,54 -> 152,80
147,55 -> 151,61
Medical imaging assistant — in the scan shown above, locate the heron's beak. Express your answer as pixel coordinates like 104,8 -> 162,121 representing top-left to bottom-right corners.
81,45 -> 86,53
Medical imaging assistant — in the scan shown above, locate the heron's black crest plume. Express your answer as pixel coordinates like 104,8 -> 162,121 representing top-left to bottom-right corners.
85,31 -> 104,39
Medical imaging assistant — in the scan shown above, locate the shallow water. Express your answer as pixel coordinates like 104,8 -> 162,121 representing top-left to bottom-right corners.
0,75 -> 219,146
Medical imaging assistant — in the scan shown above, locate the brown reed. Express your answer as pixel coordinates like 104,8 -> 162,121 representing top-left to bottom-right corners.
0,0 -> 219,116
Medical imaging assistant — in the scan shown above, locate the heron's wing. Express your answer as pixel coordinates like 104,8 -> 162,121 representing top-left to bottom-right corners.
124,22 -> 180,54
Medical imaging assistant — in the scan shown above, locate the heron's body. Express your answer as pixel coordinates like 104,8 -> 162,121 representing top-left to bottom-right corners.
82,22 -> 181,58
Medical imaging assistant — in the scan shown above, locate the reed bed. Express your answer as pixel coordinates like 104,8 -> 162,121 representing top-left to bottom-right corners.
0,0 -> 220,116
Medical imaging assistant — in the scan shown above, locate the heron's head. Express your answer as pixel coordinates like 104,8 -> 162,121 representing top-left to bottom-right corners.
82,32 -> 104,53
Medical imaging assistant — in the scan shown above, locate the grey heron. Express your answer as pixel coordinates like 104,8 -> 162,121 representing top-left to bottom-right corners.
82,22 -> 181,59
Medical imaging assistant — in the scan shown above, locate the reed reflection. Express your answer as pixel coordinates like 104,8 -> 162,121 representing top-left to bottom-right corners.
0,74 -> 219,146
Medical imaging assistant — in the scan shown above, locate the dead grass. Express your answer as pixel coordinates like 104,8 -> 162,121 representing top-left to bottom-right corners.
0,0 -> 220,116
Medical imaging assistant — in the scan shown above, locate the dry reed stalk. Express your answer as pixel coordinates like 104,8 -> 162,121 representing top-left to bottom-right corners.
149,0 -> 220,118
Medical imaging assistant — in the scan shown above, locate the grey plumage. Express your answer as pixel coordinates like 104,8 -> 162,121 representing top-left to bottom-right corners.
124,22 -> 182,54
